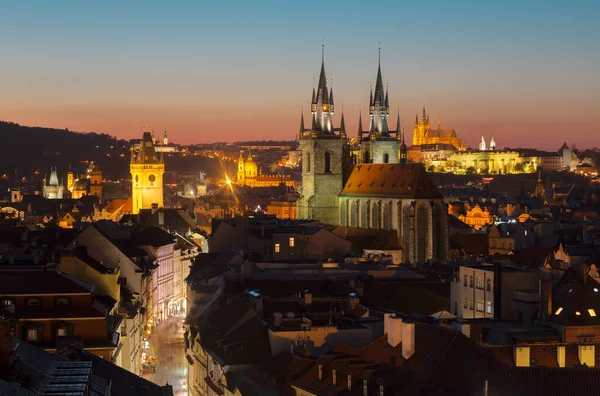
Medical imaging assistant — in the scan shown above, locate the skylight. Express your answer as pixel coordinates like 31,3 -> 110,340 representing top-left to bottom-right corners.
589,309 -> 597,317
554,307 -> 563,315
568,288 -> 573,293
575,311 -> 581,316
594,288 -> 599,293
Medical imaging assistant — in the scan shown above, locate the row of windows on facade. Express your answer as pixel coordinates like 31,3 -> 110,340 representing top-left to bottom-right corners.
274,237 -> 295,252
317,365 -> 387,396
339,201 -> 440,230
25,322 -> 74,342
2,296 -> 72,307
463,275 -> 493,292
463,298 -> 493,314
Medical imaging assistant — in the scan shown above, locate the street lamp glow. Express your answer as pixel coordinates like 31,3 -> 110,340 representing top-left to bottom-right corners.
225,175 -> 232,186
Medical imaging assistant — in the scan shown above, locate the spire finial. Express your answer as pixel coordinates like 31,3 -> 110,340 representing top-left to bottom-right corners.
378,42 -> 381,66
321,43 -> 325,64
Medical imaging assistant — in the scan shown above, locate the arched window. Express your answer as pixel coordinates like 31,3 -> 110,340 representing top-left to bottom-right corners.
360,201 -> 370,228
383,202 -> 391,230
340,200 -> 348,226
306,152 -> 311,172
324,152 -> 331,174
350,201 -> 359,227
417,205 -> 428,264
383,153 -> 389,163
371,201 -> 380,229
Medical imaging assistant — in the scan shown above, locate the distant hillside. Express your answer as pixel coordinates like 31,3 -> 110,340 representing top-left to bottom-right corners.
0,120 -> 130,182
0,121 -> 236,191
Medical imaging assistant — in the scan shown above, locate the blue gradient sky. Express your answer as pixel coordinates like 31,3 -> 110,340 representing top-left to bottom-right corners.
1,0 -> 599,149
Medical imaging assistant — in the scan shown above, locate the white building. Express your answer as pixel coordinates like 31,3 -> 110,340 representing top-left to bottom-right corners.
43,167 -> 64,199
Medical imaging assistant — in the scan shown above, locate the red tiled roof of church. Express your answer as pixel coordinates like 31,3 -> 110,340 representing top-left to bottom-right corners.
340,163 -> 442,198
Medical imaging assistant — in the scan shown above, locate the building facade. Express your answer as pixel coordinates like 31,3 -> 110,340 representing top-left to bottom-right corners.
412,109 -> 466,150
43,167 -> 64,199
131,131 -> 165,214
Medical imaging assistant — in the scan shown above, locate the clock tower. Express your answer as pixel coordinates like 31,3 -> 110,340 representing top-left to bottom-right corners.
131,130 -> 165,214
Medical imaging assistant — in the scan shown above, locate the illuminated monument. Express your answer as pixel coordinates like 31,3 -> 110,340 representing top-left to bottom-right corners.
130,131 -> 165,214
297,48 -> 447,263
411,107 -> 466,150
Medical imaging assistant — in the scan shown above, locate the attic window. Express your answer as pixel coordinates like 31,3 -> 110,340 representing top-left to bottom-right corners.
575,311 -> 581,316
554,307 -> 563,315
589,309 -> 597,317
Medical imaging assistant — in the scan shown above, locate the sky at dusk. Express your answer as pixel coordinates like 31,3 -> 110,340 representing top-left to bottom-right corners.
1,0 -> 599,150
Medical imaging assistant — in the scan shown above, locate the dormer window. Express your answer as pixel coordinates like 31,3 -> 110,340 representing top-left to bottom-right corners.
589,309 -> 597,317
332,369 -> 336,385
56,322 -> 73,338
55,297 -> 70,306
2,297 -> 14,307
318,365 -> 323,380
363,380 -> 368,396
289,237 -> 295,248
348,375 -> 352,391
27,298 -> 42,307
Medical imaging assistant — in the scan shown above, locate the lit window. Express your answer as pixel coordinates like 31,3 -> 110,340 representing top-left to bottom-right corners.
554,307 -> 563,315
57,327 -> 68,337
575,311 -> 581,316
486,301 -> 492,314
588,309 -> 597,317
275,243 -> 280,253
289,237 -> 295,247
594,288 -> 599,293
568,288 -> 573,293
27,328 -> 38,342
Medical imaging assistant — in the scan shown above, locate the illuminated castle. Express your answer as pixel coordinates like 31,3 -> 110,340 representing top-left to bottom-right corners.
236,150 -> 294,188
130,131 -> 165,214
411,107 -> 466,150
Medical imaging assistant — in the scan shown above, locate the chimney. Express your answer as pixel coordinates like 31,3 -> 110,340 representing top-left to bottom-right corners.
304,291 -> 312,305
540,279 -> 553,322
578,345 -> 595,367
514,346 -> 530,367
383,313 -> 393,335
273,312 -> 282,328
387,316 -> 403,347
151,203 -> 159,215
556,345 -> 566,368
494,262 -> 502,320
401,321 -> 415,359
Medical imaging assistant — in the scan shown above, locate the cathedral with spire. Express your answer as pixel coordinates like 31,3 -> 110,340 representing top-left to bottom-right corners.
297,47 -> 448,263
411,106 -> 466,150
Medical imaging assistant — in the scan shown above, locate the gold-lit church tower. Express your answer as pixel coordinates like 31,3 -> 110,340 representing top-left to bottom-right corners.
131,130 -> 165,214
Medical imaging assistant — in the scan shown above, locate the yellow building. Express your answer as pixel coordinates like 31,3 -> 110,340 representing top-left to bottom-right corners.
412,106 -> 466,150
447,150 -> 533,174
131,131 -> 165,214
236,150 -> 294,188
69,162 -> 103,201
458,204 -> 494,230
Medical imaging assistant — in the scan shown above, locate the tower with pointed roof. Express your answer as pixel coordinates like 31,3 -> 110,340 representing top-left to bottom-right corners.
163,129 -> 169,146
130,130 -> 165,214
358,48 -> 400,164
43,167 -> 64,199
297,46 -> 349,224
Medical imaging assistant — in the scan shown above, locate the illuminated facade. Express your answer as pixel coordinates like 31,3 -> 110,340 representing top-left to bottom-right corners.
131,131 -> 165,214
43,167 -> 64,199
297,50 -> 447,263
236,150 -> 294,187
458,204 -> 494,230
412,108 -> 466,150
69,162 -> 103,201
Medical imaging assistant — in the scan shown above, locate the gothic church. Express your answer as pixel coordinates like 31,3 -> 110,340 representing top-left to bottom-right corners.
297,50 -> 448,263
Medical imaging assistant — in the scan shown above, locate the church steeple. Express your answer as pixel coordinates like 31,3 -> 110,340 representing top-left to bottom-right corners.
309,45 -> 336,136
396,110 -> 402,141
369,45 -> 390,136
299,111 -> 305,136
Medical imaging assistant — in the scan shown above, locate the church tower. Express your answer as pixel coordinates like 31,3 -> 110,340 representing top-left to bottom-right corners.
412,106 -> 431,146
297,46 -> 348,225
358,48 -> 400,164
163,129 -> 169,146
131,131 -> 165,214
237,151 -> 245,184
89,164 -> 103,202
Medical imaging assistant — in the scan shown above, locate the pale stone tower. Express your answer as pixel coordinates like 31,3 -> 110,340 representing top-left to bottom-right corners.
131,131 -> 165,214
163,129 -> 169,146
297,46 -> 348,224
358,48 -> 400,164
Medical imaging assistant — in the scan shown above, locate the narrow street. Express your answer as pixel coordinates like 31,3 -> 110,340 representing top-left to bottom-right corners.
142,315 -> 188,396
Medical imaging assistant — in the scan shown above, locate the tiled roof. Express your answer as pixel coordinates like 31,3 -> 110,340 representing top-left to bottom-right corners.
0,270 -> 91,295
340,163 -> 442,198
